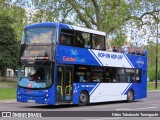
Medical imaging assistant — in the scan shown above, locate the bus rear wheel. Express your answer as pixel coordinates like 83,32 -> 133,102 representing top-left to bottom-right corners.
78,91 -> 89,106
127,90 -> 134,102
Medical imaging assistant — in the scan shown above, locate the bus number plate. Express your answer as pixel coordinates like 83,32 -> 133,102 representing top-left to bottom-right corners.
28,100 -> 35,103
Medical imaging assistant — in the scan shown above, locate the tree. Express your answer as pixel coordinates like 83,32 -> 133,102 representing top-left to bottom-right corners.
13,0 -> 160,37
110,30 -> 127,47
14,0 -> 137,33
0,0 -> 27,41
0,15 -> 19,80
124,0 -> 160,45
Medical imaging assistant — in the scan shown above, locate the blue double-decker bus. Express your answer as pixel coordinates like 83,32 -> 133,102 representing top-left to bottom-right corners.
17,22 -> 147,106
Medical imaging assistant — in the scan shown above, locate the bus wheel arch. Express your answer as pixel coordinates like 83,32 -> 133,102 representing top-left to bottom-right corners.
127,89 -> 134,102
78,90 -> 89,106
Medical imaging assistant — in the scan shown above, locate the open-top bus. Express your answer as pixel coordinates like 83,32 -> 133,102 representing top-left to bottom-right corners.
17,22 -> 147,105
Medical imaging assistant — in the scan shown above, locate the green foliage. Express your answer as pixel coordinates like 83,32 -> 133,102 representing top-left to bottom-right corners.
19,0 -> 135,33
0,0 -> 27,41
147,42 -> 160,81
148,67 -> 155,81
148,66 -> 160,82
0,1 -> 26,80
0,15 -> 19,80
111,30 -> 126,47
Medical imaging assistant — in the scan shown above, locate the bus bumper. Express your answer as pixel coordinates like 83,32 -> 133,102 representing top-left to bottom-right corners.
17,88 -> 55,105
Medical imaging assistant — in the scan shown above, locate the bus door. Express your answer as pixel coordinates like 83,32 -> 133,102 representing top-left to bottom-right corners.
56,65 -> 73,103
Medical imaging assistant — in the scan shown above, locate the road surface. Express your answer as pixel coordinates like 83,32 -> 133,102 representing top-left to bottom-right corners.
0,92 -> 159,120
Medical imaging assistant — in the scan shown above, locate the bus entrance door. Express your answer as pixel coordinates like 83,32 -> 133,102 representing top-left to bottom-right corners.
56,65 -> 73,104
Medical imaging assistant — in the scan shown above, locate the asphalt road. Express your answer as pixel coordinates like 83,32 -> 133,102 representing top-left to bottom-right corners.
0,92 -> 160,120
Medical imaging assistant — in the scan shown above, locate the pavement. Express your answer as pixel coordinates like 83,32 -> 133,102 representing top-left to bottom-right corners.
0,90 -> 159,103
147,90 -> 160,93
0,99 -> 16,103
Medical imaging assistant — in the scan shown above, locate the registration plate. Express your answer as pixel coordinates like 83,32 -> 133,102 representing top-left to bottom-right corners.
28,100 -> 35,103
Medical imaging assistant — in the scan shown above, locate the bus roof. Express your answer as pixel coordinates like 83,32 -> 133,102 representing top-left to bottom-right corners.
24,22 -> 106,36
70,25 -> 106,36
24,22 -> 59,29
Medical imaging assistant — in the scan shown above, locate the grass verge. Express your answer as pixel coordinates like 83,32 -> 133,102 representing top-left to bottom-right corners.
147,82 -> 160,90
0,88 -> 16,100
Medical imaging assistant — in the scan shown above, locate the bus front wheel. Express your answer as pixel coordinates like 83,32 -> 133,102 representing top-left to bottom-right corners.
127,90 -> 134,102
78,91 -> 89,106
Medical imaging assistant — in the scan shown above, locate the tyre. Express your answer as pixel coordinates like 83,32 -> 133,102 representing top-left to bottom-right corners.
127,90 -> 134,102
78,91 -> 89,106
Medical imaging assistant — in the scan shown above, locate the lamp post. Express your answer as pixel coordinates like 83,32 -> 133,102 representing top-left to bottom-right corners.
155,12 -> 159,89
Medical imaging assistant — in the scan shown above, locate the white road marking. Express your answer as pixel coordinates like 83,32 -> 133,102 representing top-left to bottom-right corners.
58,101 -> 160,111
0,105 -> 13,109
144,101 -> 160,104
84,117 -> 122,120
151,104 -> 160,106
116,107 -> 158,111
69,104 -> 121,111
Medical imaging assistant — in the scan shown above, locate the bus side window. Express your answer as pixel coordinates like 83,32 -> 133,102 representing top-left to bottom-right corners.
79,75 -> 84,82
60,34 -> 68,45
91,72 -> 102,82
92,34 -> 105,50
105,68 -> 111,83
130,74 -> 135,83
76,31 -> 85,47
135,69 -> 141,83
60,29 -> 74,46
76,31 -> 91,48
83,33 -> 91,48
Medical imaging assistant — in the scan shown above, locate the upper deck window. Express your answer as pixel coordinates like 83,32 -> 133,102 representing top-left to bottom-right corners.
76,31 -> 90,48
92,34 -> 105,50
60,29 -> 74,46
59,28 -> 106,51
23,27 -> 56,45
